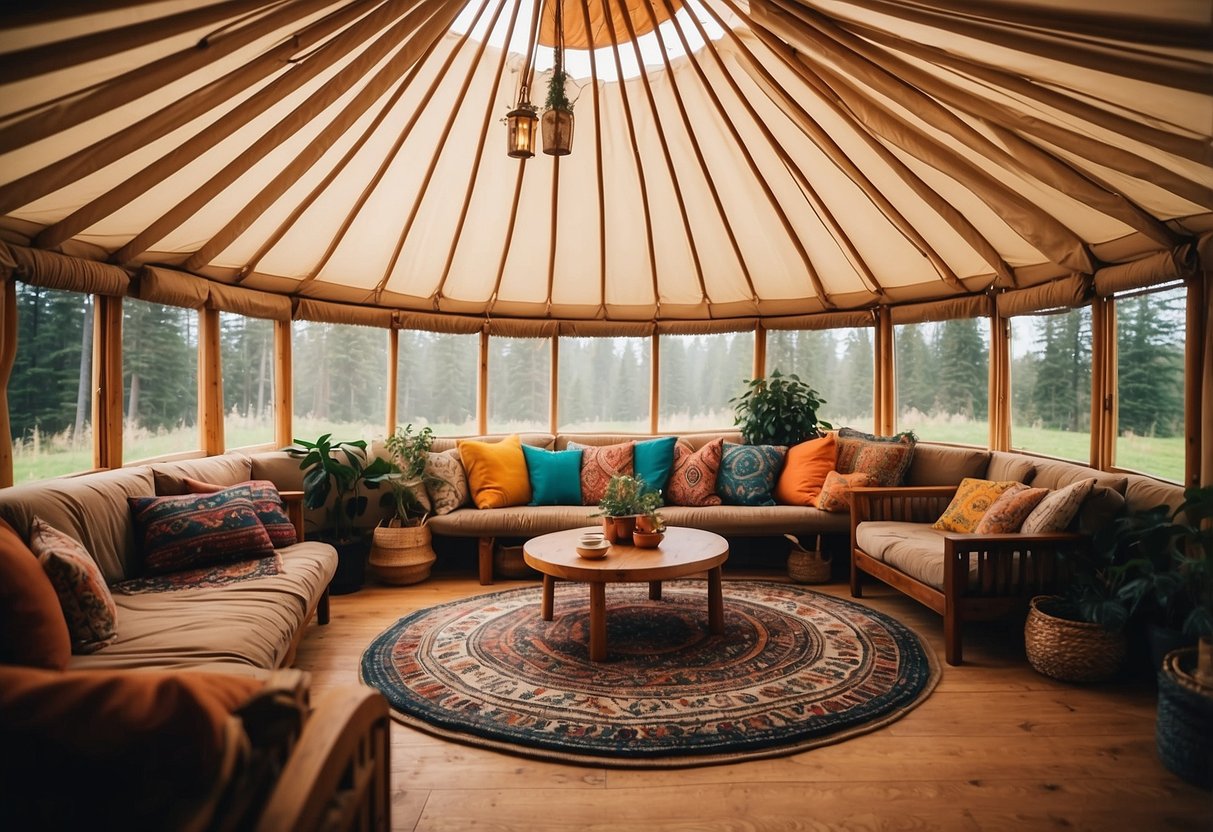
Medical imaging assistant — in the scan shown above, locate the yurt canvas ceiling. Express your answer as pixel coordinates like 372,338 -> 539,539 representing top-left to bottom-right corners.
1,0 -> 1210,323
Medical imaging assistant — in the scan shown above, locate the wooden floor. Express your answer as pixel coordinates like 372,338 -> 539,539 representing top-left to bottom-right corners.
293,567 -> 1212,832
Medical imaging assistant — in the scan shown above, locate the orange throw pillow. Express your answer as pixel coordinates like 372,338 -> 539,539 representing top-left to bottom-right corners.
774,434 -> 837,506
0,517 -> 71,669
815,471 -> 875,513
458,435 -> 532,509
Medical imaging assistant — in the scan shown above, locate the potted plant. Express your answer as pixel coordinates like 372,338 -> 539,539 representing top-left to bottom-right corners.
287,434 -> 395,594
542,68 -> 574,156
1111,486 -> 1213,670
633,490 -> 666,548
365,424 -> 437,585
595,474 -> 647,544
1024,539 -> 1131,683
730,368 -> 832,446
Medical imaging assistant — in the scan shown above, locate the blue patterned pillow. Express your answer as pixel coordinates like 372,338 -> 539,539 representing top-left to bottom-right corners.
717,443 -> 787,507
129,486 -> 275,575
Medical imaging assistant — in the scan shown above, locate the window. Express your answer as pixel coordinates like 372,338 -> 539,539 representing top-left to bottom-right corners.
10,284 -> 94,482
1115,285 -> 1185,481
658,332 -> 753,432
558,337 -> 651,432
1009,308 -> 1091,461
488,337 -> 550,433
293,321 -> 387,441
766,328 -> 874,431
396,330 -> 477,434
220,313 -> 275,448
123,298 -> 198,463
895,320 -> 989,444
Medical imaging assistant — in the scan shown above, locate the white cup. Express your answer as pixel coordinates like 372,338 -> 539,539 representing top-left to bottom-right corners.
579,533 -> 604,546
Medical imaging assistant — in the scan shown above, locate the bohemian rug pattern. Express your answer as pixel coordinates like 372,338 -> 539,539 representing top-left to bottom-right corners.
361,581 -> 938,767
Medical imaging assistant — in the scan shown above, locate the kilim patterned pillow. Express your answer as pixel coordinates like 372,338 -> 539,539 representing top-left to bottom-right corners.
835,427 -> 917,486
974,486 -> 1049,534
29,517 -> 118,654
567,441 -> 634,506
181,479 -> 296,548
424,449 -> 470,515
666,438 -> 724,507
932,478 -> 1022,533
717,443 -> 787,507
815,470 -> 875,513
129,486 -> 275,575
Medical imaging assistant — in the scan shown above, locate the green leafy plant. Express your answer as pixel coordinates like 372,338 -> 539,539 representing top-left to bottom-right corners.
366,424 -> 435,527
730,369 -> 832,446
638,489 -> 665,532
287,434 -> 394,543
594,474 -> 650,518
1111,486 -> 1213,639
545,68 -> 572,111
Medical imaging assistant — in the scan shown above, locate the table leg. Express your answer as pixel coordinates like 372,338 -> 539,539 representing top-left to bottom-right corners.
707,566 -> 724,635
649,580 -> 662,600
541,575 -> 555,621
589,582 -> 606,662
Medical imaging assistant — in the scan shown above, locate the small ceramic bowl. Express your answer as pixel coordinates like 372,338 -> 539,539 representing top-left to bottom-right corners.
578,533 -> 605,547
576,542 -> 609,559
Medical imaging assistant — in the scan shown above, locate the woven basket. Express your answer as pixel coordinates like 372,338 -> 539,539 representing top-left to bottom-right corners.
1156,646 -> 1213,789
1024,595 -> 1126,682
369,523 -> 436,585
494,545 -> 538,580
786,534 -> 830,584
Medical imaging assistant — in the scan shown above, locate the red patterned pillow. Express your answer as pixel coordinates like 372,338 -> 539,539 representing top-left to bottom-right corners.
181,478 -> 297,548
815,471 -> 875,513
568,441 -> 634,506
974,486 -> 1049,534
28,517 -> 118,655
667,438 -> 724,507
129,486 -> 275,575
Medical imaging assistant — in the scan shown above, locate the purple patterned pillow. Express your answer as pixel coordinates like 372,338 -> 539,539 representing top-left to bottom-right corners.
129,486 -> 275,575
29,517 -> 117,654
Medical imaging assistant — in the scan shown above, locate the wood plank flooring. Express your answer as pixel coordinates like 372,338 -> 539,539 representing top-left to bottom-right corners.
291,568 -> 1212,831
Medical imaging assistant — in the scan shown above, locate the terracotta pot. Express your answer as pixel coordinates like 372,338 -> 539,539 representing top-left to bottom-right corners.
635,515 -> 661,534
602,515 -> 636,544
632,531 -> 664,549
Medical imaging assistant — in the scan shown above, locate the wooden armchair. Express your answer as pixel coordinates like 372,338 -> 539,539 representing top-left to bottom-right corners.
849,486 -> 1085,665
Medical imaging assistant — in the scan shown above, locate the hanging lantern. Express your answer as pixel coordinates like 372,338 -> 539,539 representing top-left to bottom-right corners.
542,107 -> 574,156
542,0 -> 574,156
505,101 -> 537,159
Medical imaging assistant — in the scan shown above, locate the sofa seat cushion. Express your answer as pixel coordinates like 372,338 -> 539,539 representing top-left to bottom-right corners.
428,506 -> 599,538
856,521 -> 953,590
68,542 -> 335,672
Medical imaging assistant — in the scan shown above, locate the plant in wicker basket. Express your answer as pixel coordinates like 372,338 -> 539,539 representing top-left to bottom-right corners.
365,424 -> 437,585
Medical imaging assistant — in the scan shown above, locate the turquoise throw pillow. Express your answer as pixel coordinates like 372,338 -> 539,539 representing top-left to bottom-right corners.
522,445 -> 583,506
717,442 -> 787,507
633,436 -> 677,498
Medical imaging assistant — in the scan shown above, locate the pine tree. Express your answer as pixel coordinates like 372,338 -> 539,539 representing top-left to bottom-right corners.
895,323 -> 933,417
1032,309 -> 1091,432
934,318 -> 988,419
1117,292 -> 1183,437
123,300 -> 196,432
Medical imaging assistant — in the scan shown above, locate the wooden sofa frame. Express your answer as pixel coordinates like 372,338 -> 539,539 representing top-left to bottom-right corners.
849,486 -> 1085,665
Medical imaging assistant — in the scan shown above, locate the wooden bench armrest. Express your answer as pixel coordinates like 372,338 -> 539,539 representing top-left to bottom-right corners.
850,485 -> 958,526
255,685 -> 391,832
943,531 -> 1088,599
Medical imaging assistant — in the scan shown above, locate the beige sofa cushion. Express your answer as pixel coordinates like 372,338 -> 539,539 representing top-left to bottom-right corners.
70,543 -> 335,672
1124,476 -> 1185,515
1029,458 -> 1127,493
428,506 -> 599,538
0,468 -> 155,583
905,445 -> 990,486
986,452 -> 1036,484
856,521 -> 953,590
150,454 -> 253,495
430,433 -> 554,453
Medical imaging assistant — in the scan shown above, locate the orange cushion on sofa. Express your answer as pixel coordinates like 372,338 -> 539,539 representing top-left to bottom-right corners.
0,517 -> 71,670
932,478 -> 1022,533
458,434 -> 532,509
774,434 -> 837,506
0,665 -> 262,828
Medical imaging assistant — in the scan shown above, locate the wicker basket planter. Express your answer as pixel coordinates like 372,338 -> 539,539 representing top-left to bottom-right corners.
494,544 -> 538,580
786,534 -> 830,584
1156,646 -> 1213,789
1024,595 -> 1126,682
369,523 -> 436,585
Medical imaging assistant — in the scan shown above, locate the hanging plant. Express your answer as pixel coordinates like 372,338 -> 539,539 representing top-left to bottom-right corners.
545,68 -> 573,112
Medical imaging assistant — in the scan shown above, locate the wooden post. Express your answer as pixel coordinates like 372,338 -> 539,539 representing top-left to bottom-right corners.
199,308 -> 224,456
753,323 -> 766,379
274,319 -> 292,448
1185,274 -> 1204,488
988,312 -> 1010,451
477,328 -> 489,435
94,295 -> 124,469
0,279 -> 16,487
386,327 -> 398,435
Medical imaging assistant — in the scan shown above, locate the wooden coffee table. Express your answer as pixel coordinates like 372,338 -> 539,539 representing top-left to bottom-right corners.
523,526 -> 729,661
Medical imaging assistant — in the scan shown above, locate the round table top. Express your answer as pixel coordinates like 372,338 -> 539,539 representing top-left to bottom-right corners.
523,526 -> 729,583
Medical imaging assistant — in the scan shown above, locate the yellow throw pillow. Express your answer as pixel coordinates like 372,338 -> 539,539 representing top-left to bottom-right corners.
932,478 -> 1021,533
457,435 -> 532,509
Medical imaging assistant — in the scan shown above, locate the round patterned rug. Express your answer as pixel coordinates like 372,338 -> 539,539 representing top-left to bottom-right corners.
360,580 -> 938,767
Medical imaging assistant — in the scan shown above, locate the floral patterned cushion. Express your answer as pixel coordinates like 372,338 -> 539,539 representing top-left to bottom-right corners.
974,486 -> 1050,534
717,443 -> 787,507
815,471 -> 875,513
1020,478 -> 1095,534
129,486 -> 275,575
667,438 -> 724,507
835,428 -> 916,486
28,517 -> 117,655
932,478 -> 1021,533
567,441 -> 634,506
424,449 -> 470,515
181,478 -> 296,548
